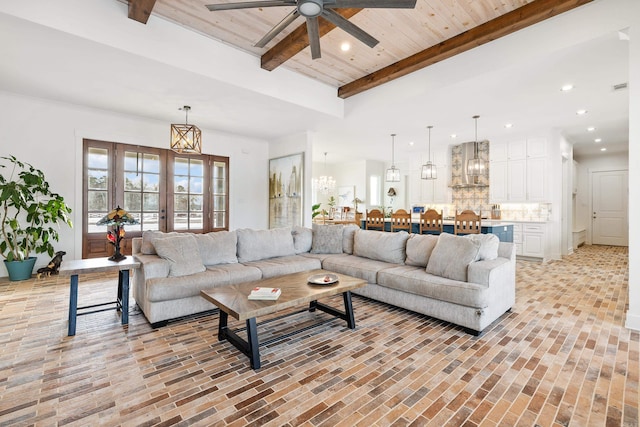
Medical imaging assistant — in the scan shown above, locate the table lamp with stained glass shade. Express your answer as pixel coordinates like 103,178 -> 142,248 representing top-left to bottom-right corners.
96,206 -> 140,262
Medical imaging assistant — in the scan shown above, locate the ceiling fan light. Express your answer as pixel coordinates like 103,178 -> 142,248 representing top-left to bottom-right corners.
298,0 -> 323,17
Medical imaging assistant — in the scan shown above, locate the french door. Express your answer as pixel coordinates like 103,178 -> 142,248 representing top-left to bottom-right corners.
82,139 -> 229,259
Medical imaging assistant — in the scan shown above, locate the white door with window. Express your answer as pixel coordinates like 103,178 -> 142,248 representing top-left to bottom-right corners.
592,170 -> 628,246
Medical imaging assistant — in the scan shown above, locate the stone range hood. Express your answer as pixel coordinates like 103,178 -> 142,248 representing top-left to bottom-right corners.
450,141 -> 490,188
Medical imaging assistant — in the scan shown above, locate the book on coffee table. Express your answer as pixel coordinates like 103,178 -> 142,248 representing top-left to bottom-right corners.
248,287 -> 281,300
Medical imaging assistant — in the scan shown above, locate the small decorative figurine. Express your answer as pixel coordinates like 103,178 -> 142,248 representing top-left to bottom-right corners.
36,251 -> 66,279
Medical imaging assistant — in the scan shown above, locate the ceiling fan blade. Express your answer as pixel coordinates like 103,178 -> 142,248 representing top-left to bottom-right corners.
206,0 -> 295,11
327,0 -> 416,8
321,9 -> 378,48
255,9 -> 300,48
306,18 -> 321,59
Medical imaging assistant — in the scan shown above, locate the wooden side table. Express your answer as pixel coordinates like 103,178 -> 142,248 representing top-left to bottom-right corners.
59,257 -> 140,336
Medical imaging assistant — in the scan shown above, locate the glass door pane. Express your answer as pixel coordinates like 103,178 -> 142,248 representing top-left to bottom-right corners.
123,151 -> 161,232
173,157 -> 204,231
87,147 -> 110,233
212,160 -> 228,230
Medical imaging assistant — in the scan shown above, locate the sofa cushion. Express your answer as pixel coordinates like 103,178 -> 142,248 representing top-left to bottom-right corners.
146,263 -> 262,302
353,229 -> 409,264
342,224 -> 360,255
322,254 -> 395,284
236,227 -> 296,262
311,224 -> 344,254
194,231 -> 238,265
405,234 -> 439,267
243,255 -> 322,279
426,233 -> 480,282
377,265 -> 489,308
292,226 -> 313,253
152,234 -> 206,277
464,233 -> 500,260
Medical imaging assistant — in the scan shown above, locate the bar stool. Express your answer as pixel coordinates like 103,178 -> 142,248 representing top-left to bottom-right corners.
419,209 -> 443,234
454,210 -> 481,235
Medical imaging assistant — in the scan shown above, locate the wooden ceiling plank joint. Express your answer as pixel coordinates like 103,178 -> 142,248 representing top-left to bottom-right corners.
338,0 -> 594,98
128,0 -> 158,24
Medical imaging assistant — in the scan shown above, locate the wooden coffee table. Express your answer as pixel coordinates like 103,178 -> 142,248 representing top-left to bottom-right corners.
200,269 -> 367,369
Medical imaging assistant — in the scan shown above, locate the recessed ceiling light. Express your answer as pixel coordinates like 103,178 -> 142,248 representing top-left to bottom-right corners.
595,138 -> 602,143
587,127 -> 596,132
408,141 -> 414,146
450,134 -> 457,139
561,84 -> 574,92
504,123 -> 513,128
600,147 -> 607,152
576,109 -> 588,115
340,42 -> 350,52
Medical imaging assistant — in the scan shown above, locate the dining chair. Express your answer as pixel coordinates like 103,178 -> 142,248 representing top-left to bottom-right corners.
390,209 -> 412,232
313,213 -> 327,224
365,209 -> 385,231
419,209 -> 443,234
454,209 -> 481,235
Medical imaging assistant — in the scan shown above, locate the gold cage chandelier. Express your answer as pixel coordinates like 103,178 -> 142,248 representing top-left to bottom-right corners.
170,105 -> 202,154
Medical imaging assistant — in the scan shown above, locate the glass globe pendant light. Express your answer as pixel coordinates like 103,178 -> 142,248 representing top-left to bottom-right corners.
421,125 -> 437,180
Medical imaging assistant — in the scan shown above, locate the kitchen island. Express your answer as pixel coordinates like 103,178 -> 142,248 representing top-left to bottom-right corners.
360,218 -> 514,242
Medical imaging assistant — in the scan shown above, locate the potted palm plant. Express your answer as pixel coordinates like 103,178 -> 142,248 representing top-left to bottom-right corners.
0,155 -> 73,281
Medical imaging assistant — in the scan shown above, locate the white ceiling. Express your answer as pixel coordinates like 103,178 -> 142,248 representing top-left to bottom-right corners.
0,1 -> 630,165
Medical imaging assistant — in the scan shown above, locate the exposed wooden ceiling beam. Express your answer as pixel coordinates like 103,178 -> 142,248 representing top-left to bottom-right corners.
128,0 -> 158,24
338,0 -> 593,99
261,8 -> 362,71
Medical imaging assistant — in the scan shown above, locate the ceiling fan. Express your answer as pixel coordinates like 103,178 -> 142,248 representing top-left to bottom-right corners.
205,0 -> 417,59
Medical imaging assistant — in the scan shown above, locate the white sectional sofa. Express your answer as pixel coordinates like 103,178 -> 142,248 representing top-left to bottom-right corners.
132,224 -> 516,334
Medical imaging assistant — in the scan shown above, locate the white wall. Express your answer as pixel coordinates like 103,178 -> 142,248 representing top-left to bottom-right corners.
626,10 -> 640,330
0,90 -> 270,277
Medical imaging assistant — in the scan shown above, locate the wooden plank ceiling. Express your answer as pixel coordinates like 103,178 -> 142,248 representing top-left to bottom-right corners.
124,0 -> 592,98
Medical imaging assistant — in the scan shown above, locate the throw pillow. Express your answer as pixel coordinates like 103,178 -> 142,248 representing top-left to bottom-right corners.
426,232 -> 480,282
292,226 -> 313,253
342,224 -> 360,255
464,233 -> 500,261
236,227 -> 296,262
140,230 -> 179,255
153,234 -> 206,277
405,233 -> 439,267
195,231 -> 238,265
311,224 -> 344,254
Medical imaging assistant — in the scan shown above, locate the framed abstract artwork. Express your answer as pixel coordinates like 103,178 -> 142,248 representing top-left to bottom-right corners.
269,152 -> 304,228
337,186 -> 355,208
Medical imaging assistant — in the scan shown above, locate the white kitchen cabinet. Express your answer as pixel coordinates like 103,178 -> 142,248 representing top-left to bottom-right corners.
507,159 -> 526,201
489,160 -> 508,201
512,222 -> 547,260
522,222 -> 546,258
512,223 -> 523,256
507,139 -> 527,160
490,138 -> 548,203
525,157 -> 547,201
526,138 -> 547,158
